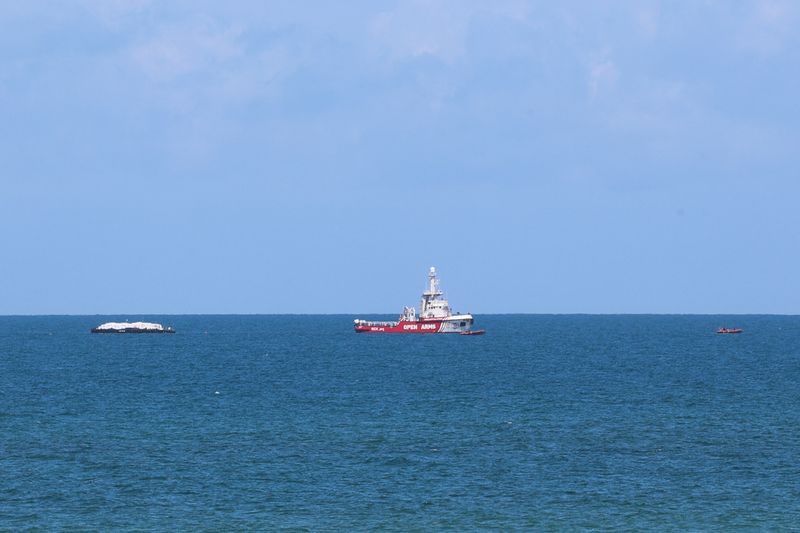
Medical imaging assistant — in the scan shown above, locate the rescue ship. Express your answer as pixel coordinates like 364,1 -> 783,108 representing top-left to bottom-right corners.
354,267 -> 479,334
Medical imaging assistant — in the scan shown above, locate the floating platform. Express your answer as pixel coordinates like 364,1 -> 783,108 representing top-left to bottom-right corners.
91,322 -> 175,334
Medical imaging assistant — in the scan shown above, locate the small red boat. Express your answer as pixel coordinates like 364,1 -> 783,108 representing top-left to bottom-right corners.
460,329 -> 485,336
717,328 -> 743,334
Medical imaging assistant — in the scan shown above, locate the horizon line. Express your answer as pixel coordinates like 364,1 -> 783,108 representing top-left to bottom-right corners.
1,312 -> 798,317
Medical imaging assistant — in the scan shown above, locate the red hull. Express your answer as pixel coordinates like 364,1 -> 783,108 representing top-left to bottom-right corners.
355,320 -> 446,333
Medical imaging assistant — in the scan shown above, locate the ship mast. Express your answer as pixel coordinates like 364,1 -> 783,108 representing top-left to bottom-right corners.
420,266 -> 443,317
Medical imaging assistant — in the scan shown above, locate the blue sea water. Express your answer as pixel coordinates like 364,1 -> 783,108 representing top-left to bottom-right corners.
2,315 -> 800,531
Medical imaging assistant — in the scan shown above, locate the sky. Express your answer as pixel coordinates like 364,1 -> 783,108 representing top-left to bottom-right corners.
1,0 -> 799,314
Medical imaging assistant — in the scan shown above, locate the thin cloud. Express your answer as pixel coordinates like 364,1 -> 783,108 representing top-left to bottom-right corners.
737,0 -> 798,54
588,57 -> 619,98
130,20 -> 243,82
370,2 -> 471,63
369,0 -> 535,64
78,0 -> 153,27
634,4 -> 660,39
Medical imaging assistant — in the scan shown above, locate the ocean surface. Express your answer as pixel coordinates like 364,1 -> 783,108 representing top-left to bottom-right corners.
2,315 -> 800,531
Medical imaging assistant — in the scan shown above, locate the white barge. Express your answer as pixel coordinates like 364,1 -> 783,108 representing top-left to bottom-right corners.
91,321 -> 175,334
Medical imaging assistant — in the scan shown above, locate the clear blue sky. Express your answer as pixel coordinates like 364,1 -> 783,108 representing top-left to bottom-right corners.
1,1 -> 798,314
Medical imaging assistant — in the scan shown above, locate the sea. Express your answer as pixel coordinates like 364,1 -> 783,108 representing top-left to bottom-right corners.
2,315 -> 799,531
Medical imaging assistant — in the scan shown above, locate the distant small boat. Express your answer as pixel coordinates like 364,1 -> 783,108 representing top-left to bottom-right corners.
717,327 -> 742,334
460,329 -> 486,336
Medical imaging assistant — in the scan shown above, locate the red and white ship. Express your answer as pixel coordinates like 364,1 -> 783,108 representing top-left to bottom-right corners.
354,267 -> 478,334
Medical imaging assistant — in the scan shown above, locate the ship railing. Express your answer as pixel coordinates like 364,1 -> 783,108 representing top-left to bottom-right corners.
355,320 -> 398,327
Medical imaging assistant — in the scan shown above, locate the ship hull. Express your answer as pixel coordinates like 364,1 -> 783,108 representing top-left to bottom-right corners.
91,328 -> 175,334
354,319 -> 470,334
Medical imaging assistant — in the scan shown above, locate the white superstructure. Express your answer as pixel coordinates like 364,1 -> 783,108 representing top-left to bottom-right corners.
420,267 -> 451,319
420,267 -> 474,332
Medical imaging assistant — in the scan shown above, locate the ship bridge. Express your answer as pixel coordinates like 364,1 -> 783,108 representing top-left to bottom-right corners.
420,267 -> 453,319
